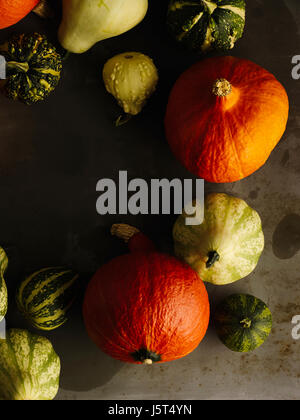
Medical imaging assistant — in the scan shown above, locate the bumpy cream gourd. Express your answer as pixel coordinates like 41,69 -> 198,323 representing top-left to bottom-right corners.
103,52 -> 159,122
58,0 -> 148,54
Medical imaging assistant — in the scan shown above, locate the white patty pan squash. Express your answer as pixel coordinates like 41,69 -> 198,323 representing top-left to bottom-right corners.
0,329 -> 61,400
103,52 -> 159,117
58,0 -> 149,54
173,193 -> 264,286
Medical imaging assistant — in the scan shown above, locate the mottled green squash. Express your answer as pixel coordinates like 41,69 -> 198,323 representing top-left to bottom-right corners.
167,0 -> 246,52
214,294 -> 272,352
16,267 -> 79,331
0,33 -> 62,105
173,193 -> 264,285
0,329 -> 60,400
0,247 -> 8,322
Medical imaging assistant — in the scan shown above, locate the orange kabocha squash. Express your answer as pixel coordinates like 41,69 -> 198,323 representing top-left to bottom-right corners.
83,224 -> 210,365
165,56 -> 289,183
0,0 -> 40,29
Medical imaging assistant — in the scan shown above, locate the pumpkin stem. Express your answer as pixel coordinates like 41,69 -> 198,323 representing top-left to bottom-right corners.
33,0 -> 55,19
206,251 -> 220,268
111,224 -> 140,243
212,78 -> 232,97
240,318 -> 252,329
112,224 -> 156,254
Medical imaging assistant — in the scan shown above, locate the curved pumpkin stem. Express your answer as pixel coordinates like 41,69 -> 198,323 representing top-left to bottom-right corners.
111,224 -> 156,253
111,224 -> 140,243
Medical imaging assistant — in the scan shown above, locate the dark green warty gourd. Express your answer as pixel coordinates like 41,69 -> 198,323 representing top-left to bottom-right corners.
167,0 -> 246,53
0,32 -> 62,105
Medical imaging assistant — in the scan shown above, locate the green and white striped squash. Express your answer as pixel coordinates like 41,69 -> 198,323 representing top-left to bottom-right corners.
0,329 -> 60,400
173,193 -> 264,285
16,267 -> 79,331
214,294 -> 272,352
0,247 -> 8,322
167,0 -> 246,52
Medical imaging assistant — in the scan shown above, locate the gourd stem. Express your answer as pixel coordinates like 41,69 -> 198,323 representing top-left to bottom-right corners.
111,224 -> 140,243
240,318 -> 252,329
131,348 -> 161,364
33,0 -> 55,19
6,61 -> 29,73
212,78 -> 232,97
202,0 -> 218,14
115,113 -> 132,127
62,51 -> 71,62
206,251 -> 220,268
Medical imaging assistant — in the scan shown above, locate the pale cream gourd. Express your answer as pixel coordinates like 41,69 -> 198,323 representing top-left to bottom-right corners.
58,0 -> 149,54
103,52 -> 159,122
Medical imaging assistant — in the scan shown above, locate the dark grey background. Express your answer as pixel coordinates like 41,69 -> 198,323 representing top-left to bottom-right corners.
1,0 -> 300,399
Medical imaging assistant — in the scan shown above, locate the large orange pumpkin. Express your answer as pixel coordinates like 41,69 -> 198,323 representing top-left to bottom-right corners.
83,224 -> 210,365
0,0 -> 40,29
165,56 -> 289,183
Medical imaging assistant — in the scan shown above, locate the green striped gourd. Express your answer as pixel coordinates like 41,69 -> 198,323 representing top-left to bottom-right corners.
214,294 -> 273,352
173,193 -> 264,285
0,329 -> 60,400
167,0 -> 246,52
16,267 -> 79,331
0,247 -> 8,322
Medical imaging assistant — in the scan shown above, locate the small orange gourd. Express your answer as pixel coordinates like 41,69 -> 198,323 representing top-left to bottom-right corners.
0,0 -> 40,29
165,56 -> 289,183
